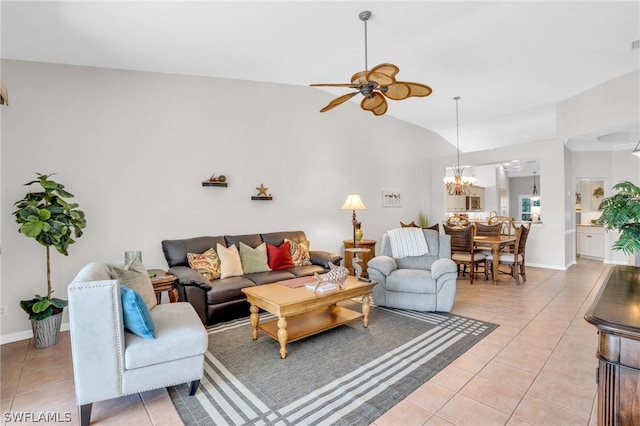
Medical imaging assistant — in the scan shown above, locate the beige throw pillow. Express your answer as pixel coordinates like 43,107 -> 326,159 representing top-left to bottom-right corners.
216,243 -> 244,279
110,257 -> 157,310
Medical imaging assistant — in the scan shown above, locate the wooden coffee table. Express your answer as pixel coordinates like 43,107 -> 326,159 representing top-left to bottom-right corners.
241,276 -> 375,359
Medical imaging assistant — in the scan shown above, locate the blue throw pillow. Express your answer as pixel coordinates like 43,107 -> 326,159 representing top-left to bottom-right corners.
120,284 -> 155,339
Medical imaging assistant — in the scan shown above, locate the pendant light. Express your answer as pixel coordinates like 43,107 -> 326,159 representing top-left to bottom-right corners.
444,96 -> 476,196
530,171 -> 540,201
632,139 -> 640,157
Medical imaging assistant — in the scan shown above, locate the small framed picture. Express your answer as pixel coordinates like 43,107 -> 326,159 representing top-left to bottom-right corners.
382,191 -> 401,207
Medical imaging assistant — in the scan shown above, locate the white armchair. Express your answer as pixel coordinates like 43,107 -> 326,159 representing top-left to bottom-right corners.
68,262 -> 208,426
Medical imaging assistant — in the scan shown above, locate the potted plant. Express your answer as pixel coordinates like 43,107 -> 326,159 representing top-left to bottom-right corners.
13,173 -> 87,348
597,181 -> 640,261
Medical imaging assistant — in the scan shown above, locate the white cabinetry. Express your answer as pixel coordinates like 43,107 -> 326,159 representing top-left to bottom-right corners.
445,186 -> 485,212
445,195 -> 466,212
577,226 -> 604,259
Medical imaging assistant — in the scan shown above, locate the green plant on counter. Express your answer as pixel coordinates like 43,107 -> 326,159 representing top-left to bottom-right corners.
13,173 -> 87,320
418,210 -> 429,228
597,181 -> 640,255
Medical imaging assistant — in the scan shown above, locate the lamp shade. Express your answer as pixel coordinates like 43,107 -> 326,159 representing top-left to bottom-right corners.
341,193 -> 367,210
633,140 -> 640,157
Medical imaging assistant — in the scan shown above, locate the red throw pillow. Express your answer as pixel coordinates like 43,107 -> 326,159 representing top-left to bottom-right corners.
266,241 -> 295,270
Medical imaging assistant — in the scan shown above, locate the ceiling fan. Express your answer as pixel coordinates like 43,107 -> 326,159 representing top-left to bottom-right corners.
310,11 -> 432,116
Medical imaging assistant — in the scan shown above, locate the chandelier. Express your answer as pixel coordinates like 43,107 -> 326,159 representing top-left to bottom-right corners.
444,96 -> 476,196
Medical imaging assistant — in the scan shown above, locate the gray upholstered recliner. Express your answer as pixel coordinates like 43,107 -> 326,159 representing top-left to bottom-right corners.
367,229 -> 458,312
68,262 -> 208,426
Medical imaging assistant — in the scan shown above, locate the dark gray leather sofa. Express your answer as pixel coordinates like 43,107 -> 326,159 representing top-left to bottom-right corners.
162,231 -> 342,325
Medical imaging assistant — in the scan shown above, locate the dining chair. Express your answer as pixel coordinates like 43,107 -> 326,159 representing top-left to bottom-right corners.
443,224 -> 487,284
446,214 -> 470,228
474,222 -> 501,253
486,223 -> 531,285
488,215 -> 517,236
400,221 -> 420,228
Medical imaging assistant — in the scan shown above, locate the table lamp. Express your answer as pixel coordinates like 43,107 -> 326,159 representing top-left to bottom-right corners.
341,193 -> 367,247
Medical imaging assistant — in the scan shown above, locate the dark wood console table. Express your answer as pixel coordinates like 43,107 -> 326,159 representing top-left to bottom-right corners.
585,265 -> 640,426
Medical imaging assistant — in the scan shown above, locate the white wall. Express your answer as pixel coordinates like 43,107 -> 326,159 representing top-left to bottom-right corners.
0,60 -> 453,340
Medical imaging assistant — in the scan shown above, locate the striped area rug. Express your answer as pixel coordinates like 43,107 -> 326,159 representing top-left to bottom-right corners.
168,301 -> 497,425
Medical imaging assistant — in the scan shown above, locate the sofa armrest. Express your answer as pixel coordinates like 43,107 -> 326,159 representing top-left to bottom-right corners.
168,266 -> 212,291
68,280 -> 125,405
367,255 -> 398,276
310,250 -> 343,268
431,258 -> 457,280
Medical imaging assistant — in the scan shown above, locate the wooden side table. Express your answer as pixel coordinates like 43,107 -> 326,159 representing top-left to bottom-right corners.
148,268 -> 179,304
343,239 -> 376,279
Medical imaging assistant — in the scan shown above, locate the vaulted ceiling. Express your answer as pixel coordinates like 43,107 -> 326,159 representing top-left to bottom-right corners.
2,1 -> 639,152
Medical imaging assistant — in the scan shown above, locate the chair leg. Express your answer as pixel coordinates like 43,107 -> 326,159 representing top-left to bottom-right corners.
469,263 -> 474,284
79,404 -> 92,426
483,260 -> 488,280
189,379 -> 201,396
513,263 -> 520,285
521,261 -> 527,282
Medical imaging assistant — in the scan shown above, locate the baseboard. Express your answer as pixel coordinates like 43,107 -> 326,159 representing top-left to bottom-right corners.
526,262 -> 567,271
1,322 -> 70,345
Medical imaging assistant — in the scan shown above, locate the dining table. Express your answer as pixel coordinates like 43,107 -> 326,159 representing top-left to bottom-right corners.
474,234 -> 517,284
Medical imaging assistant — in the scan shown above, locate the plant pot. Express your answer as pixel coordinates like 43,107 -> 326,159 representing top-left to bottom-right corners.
31,311 -> 63,348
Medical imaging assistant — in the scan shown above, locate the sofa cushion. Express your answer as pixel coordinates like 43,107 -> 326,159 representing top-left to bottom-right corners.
261,231 -> 308,246
120,285 -> 155,339
206,276 -> 256,304
267,241 -> 295,270
285,265 -> 328,278
243,270 -> 296,285
309,251 -> 343,268
386,269 -> 437,294
110,258 -> 157,310
217,243 -> 244,279
124,302 -> 207,369
286,238 -> 312,266
187,247 -> 221,281
162,236 -> 227,268
239,242 -> 271,274
224,233 -> 263,250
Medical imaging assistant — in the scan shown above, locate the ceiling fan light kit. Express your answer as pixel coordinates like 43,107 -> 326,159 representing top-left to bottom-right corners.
310,11 -> 432,116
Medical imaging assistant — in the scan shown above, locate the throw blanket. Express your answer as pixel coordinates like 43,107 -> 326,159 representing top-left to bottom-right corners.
388,228 -> 429,258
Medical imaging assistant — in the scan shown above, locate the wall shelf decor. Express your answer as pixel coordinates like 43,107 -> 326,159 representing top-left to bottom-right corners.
252,183 -> 272,200
202,181 -> 228,187
203,173 -> 228,187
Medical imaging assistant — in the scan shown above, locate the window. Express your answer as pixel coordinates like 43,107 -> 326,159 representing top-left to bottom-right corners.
519,196 -> 541,221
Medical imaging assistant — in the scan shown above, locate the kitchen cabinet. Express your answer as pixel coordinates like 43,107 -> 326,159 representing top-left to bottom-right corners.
577,225 -> 604,259
445,186 -> 484,212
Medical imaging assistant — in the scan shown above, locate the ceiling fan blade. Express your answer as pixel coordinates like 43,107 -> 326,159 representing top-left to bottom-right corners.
366,63 -> 399,86
361,92 -> 388,116
384,82 -> 412,100
310,83 -> 359,88
401,81 -> 433,98
351,70 -> 368,85
319,91 -> 359,112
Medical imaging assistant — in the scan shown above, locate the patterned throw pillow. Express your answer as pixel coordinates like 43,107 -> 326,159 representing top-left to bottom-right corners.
285,239 -> 312,267
239,242 -> 271,274
187,247 -> 221,281
216,243 -> 244,279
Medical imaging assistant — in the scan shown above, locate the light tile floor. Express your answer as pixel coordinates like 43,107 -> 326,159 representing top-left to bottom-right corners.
2,258 -> 607,425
